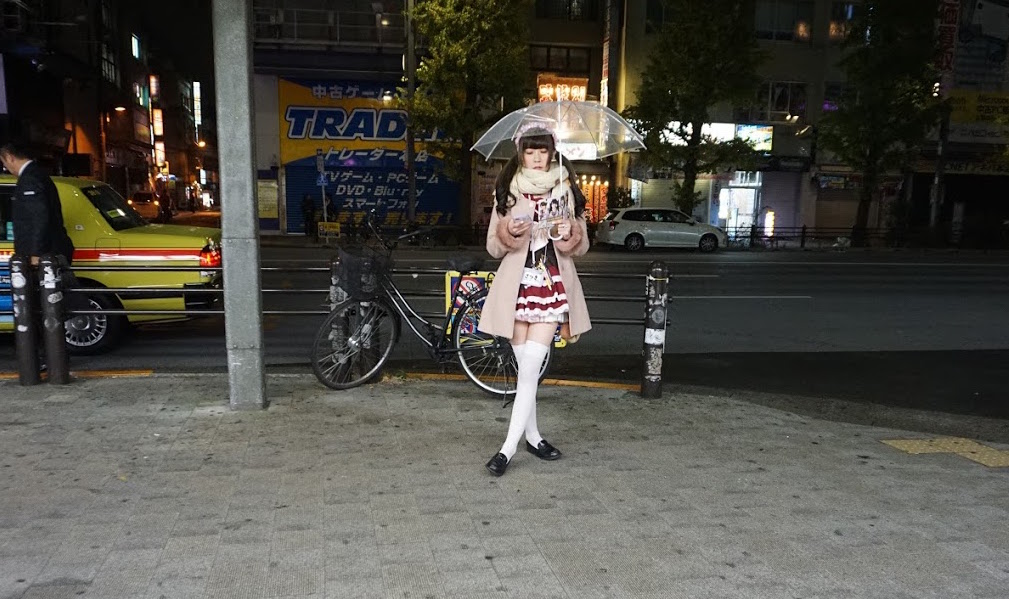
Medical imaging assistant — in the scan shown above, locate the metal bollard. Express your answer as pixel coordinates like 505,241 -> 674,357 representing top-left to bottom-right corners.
39,255 -> 70,384
10,255 -> 40,385
328,254 -> 348,310
800,225 -> 807,249
641,261 -> 668,398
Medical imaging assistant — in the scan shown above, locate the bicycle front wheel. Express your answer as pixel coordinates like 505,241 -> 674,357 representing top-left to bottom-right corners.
453,288 -> 551,396
311,298 -> 398,390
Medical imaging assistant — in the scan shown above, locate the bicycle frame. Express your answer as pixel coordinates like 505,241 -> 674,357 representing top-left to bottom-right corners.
376,272 -> 492,362
354,211 -> 502,362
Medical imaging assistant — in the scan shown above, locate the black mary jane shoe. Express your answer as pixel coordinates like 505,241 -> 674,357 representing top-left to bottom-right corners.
525,440 -> 562,461
485,453 -> 509,477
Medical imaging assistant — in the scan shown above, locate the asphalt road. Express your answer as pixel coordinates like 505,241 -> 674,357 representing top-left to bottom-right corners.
3,244 -> 1009,419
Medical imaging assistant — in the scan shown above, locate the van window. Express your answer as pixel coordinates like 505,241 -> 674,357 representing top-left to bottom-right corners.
82,185 -> 146,231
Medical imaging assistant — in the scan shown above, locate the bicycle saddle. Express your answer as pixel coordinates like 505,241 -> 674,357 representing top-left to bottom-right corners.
446,257 -> 485,273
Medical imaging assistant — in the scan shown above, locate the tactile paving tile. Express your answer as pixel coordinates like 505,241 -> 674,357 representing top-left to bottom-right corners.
880,437 -> 985,454
956,447 -> 1009,468
881,437 -> 1009,468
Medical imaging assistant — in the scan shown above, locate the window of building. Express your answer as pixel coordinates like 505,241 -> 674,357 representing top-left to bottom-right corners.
829,2 -> 858,42
736,81 -> 807,122
755,0 -> 814,42
645,0 -> 665,34
822,82 -> 846,112
101,0 -> 114,29
132,81 -> 149,107
100,42 -> 118,86
535,0 -> 598,20
530,46 -> 591,74
131,34 -> 141,59
149,75 -> 160,101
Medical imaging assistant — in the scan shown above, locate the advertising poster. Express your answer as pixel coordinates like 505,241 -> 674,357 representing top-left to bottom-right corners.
943,0 -> 1009,143
278,79 -> 460,231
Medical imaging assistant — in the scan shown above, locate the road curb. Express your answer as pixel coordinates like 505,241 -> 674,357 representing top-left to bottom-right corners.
0,368 -> 639,392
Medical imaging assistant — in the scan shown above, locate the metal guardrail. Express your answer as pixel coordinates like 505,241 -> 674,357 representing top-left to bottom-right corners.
6,255 -> 669,395
722,225 -> 1009,250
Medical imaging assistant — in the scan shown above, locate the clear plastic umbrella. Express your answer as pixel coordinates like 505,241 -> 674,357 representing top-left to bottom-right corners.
471,100 -> 645,161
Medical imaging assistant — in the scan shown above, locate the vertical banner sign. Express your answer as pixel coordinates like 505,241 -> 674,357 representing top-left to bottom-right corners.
278,79 -> 459,232
937,0 -> 959,94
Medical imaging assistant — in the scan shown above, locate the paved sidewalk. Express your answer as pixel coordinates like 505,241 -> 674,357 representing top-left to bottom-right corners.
1,375 -> 1007,599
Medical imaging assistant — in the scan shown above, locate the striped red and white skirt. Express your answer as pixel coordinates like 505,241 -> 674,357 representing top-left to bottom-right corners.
515,263 -> 569,323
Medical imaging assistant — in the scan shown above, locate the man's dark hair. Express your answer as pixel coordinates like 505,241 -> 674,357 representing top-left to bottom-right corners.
0,140 -> 32,159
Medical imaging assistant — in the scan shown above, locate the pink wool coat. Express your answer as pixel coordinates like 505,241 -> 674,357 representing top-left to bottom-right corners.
476,193 -> 592,339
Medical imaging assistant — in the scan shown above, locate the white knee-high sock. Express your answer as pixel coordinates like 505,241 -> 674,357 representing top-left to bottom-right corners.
511,342 -> 527,372
500,340 -> 550,459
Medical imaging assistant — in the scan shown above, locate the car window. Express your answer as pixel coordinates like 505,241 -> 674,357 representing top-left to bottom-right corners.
604,211 -> 618,221
668,211 -> 691,223
621,210 -> 644,222
0,185 -> 12,241
82,185 -> 147,231
132,192 -> 155,203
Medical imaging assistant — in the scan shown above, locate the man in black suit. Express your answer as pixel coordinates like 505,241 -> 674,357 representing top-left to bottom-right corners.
0,141 -> 74,266
1,141 -> 76,371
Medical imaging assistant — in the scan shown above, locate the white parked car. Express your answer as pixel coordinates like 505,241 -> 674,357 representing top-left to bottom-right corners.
595,207 -> 728,252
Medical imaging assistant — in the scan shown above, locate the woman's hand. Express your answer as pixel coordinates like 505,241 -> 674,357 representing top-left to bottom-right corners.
507,217 -> 532,237
556,219 -> 572,240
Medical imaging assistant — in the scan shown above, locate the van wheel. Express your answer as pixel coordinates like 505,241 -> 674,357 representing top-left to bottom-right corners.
624,234 -> 645,252
65,290 -> 125,355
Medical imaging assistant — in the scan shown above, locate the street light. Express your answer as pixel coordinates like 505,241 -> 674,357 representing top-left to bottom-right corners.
114,105 -> 127,113
197,140 -> 207,148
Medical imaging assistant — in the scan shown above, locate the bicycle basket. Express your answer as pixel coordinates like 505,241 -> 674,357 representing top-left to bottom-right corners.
336,245 -> 392,300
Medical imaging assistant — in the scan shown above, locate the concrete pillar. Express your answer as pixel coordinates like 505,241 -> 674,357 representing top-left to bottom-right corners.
799,170 -> 818,227
212,0 -> 266,409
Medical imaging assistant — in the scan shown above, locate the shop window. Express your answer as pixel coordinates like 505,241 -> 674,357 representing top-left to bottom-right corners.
756,0 -> 814,42
535,0 -> 598,20
829,2 -> 859,42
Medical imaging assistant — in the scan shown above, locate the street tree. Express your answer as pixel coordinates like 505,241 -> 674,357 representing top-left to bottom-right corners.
403,0 -> 531,229
625,0 -> 763,214
818,0 -> 940,242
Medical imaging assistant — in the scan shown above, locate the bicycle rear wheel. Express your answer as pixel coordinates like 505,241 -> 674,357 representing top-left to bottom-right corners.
311,298 -> 398,390
453,288 -> 551,396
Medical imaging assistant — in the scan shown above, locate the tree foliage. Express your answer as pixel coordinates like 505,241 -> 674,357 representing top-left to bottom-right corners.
818,0 -> 941,238
625,0 -> 764,213
402,0 -> 531,226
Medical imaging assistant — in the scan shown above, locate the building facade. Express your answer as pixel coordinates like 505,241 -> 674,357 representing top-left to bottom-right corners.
615,0 -> 1009,241
0,0 -> 209,204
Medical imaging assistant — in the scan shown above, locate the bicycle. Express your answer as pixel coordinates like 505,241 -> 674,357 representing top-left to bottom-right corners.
310,209 -> 551,395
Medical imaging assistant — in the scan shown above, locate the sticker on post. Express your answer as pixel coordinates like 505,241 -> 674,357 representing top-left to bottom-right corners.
644,328 -> 665,346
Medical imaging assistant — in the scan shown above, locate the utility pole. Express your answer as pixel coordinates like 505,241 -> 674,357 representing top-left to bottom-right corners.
404,0 -> 418,225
